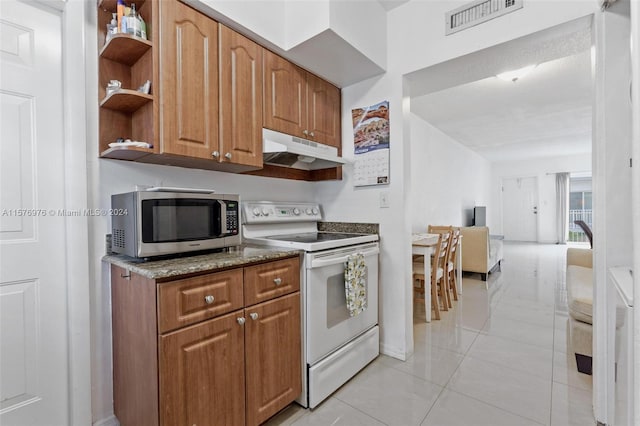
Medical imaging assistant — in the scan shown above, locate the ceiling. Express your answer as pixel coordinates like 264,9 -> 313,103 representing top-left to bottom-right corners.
410,49 -> 593,163
377,0 -> 410,11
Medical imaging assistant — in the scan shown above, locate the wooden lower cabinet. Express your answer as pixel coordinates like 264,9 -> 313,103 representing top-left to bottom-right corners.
160,311 -> 246,426
245,293 -> 302,426
111,256 -> 301,426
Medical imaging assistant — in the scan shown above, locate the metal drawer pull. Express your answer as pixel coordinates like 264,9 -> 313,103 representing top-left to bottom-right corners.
273,277 -> 282,286
120,273 -> 130,279
237,317 -> 245,325
250,313 -> 259,320
204,295 -> 215,304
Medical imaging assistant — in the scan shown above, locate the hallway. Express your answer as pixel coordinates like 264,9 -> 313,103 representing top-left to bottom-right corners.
267,242 -> 595,425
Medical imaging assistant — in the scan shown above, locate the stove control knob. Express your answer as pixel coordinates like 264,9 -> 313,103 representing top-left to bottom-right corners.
312,208 -> 318,215
252,207 -> 260,217
305,208 -> 312,215
261,208 -> 270,216
293,208 -> 300,216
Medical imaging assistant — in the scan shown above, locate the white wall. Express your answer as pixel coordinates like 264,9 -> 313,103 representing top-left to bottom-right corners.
409,113 -> 491,232
490,154 -> 591,242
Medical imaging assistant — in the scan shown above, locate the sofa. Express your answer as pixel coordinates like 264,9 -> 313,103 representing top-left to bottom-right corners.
566,248 -> 593,375
460,227 -> 503,281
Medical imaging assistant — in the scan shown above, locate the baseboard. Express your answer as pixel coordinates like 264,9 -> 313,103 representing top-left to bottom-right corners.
93,414 -> 118,426
379,343 -> 408,361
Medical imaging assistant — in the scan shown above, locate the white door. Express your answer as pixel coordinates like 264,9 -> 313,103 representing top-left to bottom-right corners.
502,176 -> 538,241
0,2 -> 70,424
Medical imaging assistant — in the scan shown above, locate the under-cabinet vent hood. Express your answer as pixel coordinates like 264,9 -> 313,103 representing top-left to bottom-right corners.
262,128 -> 347,170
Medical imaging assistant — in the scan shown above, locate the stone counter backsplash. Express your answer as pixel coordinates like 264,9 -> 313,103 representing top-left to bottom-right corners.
317,222 -> 379,235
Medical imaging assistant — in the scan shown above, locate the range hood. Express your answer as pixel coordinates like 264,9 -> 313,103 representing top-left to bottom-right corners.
262,128 -> 347,170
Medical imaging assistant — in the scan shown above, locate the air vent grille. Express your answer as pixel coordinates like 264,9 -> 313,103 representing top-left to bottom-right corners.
445,0 -> 523,35
113,229 -> 126,249
292,136 -> 319,148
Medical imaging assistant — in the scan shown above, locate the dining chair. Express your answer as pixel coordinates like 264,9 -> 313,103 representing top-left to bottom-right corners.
413,231 -> 449,320
427,225 -> 455,309
574,220 -> 593,248
446,228 -> 460,303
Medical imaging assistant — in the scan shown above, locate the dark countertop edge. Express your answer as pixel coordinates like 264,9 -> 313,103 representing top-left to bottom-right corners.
103,244 -> 302,280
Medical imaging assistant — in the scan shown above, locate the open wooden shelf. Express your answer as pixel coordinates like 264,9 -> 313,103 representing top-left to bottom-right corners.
100,34 -> 152,65
98,0 -> 146,12
100,89 -> 153,113
100,145 -> 154,161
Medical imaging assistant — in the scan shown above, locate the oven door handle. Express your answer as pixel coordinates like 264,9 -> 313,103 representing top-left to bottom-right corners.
309,246 -> 380,268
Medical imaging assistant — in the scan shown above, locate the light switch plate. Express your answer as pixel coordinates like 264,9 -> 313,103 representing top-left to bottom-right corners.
380,191 -> 390,208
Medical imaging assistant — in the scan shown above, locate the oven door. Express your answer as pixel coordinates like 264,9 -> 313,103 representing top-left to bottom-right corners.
305,242 -> 379,364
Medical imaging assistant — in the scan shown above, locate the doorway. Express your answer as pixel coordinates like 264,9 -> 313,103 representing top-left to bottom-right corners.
501,176 -> 538,242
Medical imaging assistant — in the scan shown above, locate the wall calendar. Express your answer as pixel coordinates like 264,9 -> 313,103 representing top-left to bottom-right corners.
351,101 -> 390,187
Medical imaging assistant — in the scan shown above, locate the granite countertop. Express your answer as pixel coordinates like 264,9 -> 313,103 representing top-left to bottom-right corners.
103,244 -> 302,280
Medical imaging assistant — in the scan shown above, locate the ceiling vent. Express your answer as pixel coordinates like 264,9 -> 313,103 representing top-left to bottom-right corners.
445,0 -> 523,35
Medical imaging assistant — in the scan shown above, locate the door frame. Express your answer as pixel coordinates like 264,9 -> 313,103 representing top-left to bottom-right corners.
500,175 -> 539,242
44,0 -> 91,423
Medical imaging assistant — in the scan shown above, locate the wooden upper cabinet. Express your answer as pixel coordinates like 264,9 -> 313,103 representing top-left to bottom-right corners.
159,311 -> 245,426
219,25 -> 263,168
263,50 -> 341,149
306,72 -> 341,148
263,50 -> 306,138
160,0 -> 218,159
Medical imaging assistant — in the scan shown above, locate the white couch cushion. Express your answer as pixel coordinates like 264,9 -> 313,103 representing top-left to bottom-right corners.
567,265 -> 593,324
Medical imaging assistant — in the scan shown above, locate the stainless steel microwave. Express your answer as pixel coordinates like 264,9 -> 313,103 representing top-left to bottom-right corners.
111,190 -> 240,258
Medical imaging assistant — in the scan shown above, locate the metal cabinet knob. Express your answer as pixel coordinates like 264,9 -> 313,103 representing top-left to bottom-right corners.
250,312 -> 259,320
302,130 -> 309,136
212,151 -> 220,158
225,152 -> 232,159
273,277 -> 282,286
204,295 -> 215,304
309,132 -> 315,137
237,317 -> 246,325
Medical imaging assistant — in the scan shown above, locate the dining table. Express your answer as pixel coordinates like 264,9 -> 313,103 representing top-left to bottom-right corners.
411,233 -> 463,322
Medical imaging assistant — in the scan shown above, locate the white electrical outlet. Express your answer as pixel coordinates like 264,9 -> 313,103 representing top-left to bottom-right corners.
380,191 -> 390,208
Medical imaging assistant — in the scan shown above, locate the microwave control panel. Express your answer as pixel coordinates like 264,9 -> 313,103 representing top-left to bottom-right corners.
225,201 -> 239,235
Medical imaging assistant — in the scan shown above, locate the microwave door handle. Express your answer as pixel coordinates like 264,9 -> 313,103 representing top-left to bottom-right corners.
219,200 -> 227,235
310,246 -> 380,269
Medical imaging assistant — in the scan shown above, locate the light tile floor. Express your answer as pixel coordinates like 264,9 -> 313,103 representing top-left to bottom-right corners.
266,243 -> 594,426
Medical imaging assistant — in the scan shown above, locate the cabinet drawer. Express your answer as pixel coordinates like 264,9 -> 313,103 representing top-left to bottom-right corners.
158,269 -> 243,333
244,257 -> 300,306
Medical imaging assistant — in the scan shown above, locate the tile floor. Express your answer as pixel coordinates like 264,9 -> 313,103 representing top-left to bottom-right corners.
265,242 -> 595,426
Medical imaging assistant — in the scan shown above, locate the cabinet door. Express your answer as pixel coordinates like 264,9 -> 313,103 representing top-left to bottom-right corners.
245,293 -> 301,426
219,25 -> 263,168
263,50 -> 306,138
160,311 -> 245,426
306,72 -> 341,148
160,0 -> 218,159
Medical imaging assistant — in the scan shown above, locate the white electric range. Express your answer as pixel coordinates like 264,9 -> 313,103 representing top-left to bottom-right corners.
242,201 -> 380,408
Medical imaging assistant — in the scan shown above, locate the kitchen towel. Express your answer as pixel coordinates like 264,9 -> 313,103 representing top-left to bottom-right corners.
344,252 -> 367,317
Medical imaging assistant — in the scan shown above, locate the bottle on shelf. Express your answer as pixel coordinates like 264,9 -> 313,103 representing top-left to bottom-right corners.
116,0 -> 125,32
106,13 -> 117,42
127,4 -> 141,38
